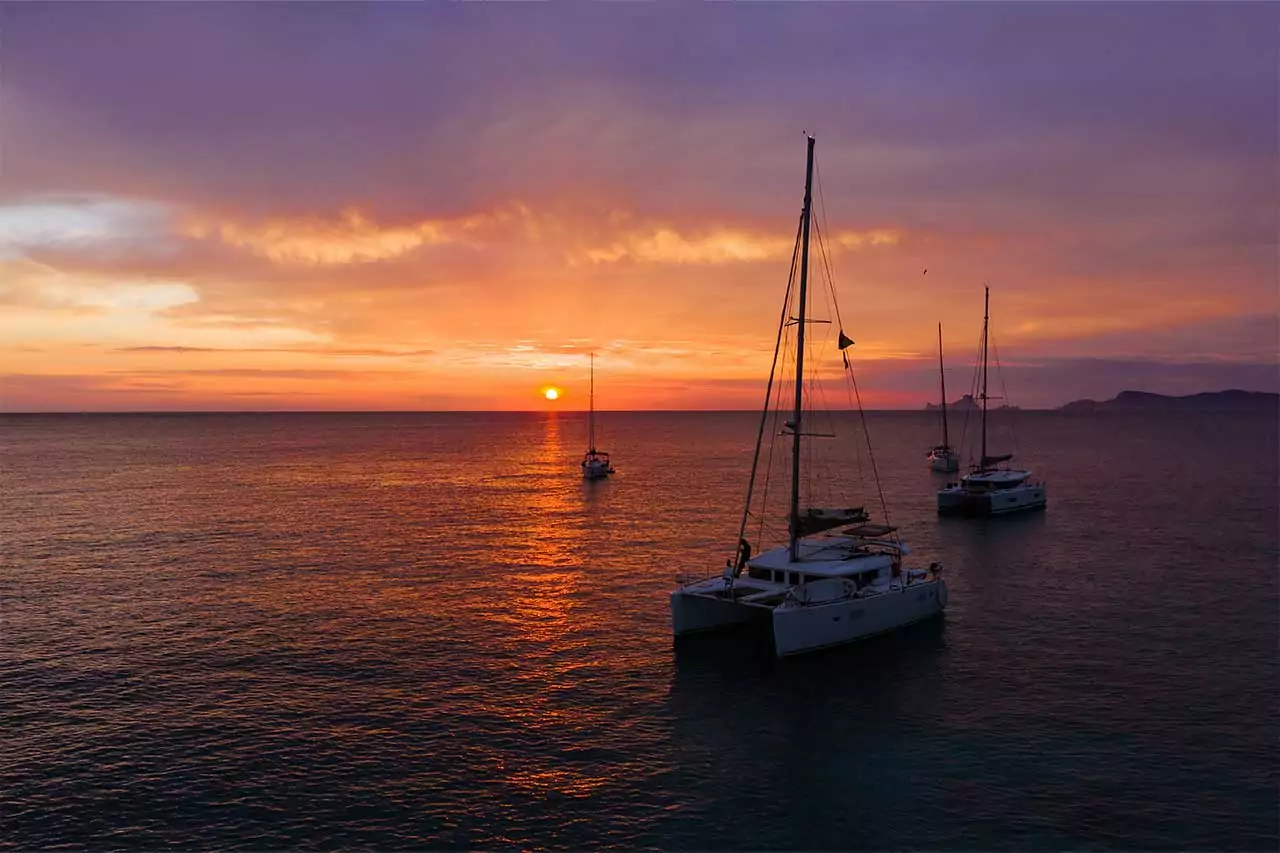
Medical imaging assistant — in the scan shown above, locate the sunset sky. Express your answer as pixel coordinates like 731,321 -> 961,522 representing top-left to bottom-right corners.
2,2 -> 1276,411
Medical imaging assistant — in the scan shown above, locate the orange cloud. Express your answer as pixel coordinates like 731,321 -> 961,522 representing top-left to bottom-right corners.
580,226 -> 900,265
178,203 -> 903,270
181,209 -> 465,265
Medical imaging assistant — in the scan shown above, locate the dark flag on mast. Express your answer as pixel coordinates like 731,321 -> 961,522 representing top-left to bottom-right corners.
838,329 -> 854,369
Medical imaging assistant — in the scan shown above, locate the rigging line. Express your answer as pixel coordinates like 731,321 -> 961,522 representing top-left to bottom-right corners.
811,166 -> 846,333
809,193 -> 840,437
810,222 -> 842,506
808,257 -> 835,477
738,210 -> 805,565
803,227 -> 823,506
815,159 -> 888,520
989,329 -> 1021,459
759,353 -> 788,543
762,356 -> 794,544
842,356 -> 895,541
961,319 -> 984,464
815,156 -> 835,275
811,207 -> 865,488
760,265 -> 800,546
815,154 -> 894,535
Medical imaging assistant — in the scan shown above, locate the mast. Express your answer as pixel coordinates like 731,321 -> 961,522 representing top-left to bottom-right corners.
789,135 -> 815,562
588,352 -> 596,454
980,286 -> 989,467
938,322 -> 949,448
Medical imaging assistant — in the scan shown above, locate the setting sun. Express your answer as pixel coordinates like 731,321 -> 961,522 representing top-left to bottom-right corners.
543,387 -> 560,401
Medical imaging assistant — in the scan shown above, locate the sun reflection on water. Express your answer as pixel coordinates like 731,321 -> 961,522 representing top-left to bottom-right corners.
456,413 -> 634,797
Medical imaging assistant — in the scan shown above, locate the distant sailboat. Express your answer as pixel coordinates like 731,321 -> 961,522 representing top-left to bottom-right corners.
937,287 -> 1046,515
927,322 -> 960,472
581,352 -> 614,480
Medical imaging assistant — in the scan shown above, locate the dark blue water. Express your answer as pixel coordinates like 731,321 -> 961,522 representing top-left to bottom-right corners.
2,412 -> 1276,850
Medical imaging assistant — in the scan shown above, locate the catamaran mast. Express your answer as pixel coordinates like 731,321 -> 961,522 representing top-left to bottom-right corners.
938,322 -> 949,448
588,352 -> 596,454
789,135 -> 816,562
980,286 -> 989,468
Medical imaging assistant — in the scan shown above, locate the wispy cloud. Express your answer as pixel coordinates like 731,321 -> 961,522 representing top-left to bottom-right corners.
108,367 -> 399,380
181,209 -> 486,266
579,226 -> 899,265
0,195 -> 172,258
114,345 -> 435,357
180,204 -> 900,269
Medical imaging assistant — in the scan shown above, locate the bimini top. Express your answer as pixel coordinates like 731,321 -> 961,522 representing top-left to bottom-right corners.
840,523 -> 897,538
746,533 -> 908,576
962,468 -> 1030,488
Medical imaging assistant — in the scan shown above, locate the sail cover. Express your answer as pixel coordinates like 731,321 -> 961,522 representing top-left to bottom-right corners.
795,506 -> 868,536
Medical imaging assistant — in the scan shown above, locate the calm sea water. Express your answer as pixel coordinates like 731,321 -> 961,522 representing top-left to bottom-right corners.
2,411 -> 1276,851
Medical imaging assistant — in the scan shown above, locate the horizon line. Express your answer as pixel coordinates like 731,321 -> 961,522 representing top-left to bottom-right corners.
3,388 -> 1274,417
3,405 -> 1274,416
0,407 -> 1046,415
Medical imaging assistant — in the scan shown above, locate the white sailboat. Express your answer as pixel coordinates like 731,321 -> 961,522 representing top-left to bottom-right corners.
927,322 -> 960,472
670,135 -> 947,658
580,352 -> 614,480
937,287 -> 1046,515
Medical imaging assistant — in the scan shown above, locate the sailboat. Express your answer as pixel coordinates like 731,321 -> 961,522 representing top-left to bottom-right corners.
937,287 -> 1046,515
580,352 -> 614,480
926,322 -> 960,472
669,135 -> 947,658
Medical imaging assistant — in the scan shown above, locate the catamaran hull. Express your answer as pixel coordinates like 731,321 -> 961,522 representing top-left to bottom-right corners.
937,485 -> 1046,516
670,589 -> 769,635
937,486 -> 968,514
772,579 -> 947,657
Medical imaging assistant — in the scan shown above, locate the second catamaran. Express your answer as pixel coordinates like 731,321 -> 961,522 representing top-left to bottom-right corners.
937,287 -> 1046,515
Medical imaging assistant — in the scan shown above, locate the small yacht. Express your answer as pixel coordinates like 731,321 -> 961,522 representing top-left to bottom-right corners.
937,287 -> 1046,515
670,135 -> 947,658
927,322 -> 960,473
580,352 -> 614,480
927,446 -> 960,473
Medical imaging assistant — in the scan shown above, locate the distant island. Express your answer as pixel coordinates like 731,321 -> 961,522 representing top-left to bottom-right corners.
924,394 -> 1019,412
1059,389 -> 1279,413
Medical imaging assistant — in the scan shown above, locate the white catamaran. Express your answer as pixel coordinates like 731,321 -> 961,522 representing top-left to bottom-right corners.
937,287 -> 1046,515
927,322 -> 960,472
670,135 -> 947,658
581,352 -> 614,480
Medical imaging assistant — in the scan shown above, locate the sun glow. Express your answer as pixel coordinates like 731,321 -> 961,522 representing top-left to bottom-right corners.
543,387 -> 560,401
